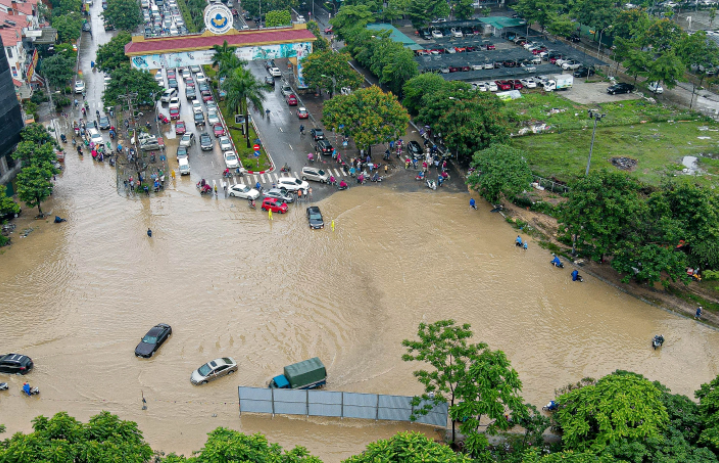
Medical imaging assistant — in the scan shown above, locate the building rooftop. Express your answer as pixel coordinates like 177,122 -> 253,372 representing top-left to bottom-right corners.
125,27 -> 316,55
478,16 -> 527,29
366,23 -> 422,50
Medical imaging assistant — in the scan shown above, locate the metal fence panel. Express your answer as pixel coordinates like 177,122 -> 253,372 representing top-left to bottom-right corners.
308,390 -> 342,405
238,387 -> 273,401
274,388 -> 307,403
378,395 -> 413,411
343,392 -> 377,407
274,401 -> 307,415
240,400 -> 275,414
309,403 -> 342,417
378,407 -> 411,422
343,405 -> 377,420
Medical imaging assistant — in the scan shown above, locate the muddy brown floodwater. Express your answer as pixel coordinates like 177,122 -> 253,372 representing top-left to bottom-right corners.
1,150 -> 719,461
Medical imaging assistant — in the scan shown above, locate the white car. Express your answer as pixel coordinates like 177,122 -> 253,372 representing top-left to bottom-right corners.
562,60 -> 582,70
154,71 -> 163,82
520,78 -> 537,88
269,67 -> 282,77
470,64 -> 484,71
431,29 -> 443,39
555,57 -> 570,66
301,166 -> 330,183
228,184 -> 260,199
161,88 -> 178,102
190,357 -> 238,385
224,151 -> 240,169
474,82 -> 488,92
74,81 -> 85,93
179,133 -> 195,147
87,128 -> 103,145
168,96 -> 181,109
181,68 -> 190,80
169,25 -> 178,35
207,109 -> 219,125
487,81 -> 498,92
648,81 -> 664,94
450,28 -> 462,38
178,157 -> 190,175
277,176 -> 309,193
219,136 -> 232,151
195,72 -> 207,84
192,100 -> 203,113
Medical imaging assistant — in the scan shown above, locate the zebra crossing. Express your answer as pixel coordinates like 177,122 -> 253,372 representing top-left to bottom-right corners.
215,167 -> 348,188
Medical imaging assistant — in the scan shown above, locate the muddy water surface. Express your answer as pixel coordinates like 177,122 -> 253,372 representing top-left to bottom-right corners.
1,150 -> 718,461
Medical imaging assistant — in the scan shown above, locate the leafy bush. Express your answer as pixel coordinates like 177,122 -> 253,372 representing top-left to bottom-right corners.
703,270 -> 719,281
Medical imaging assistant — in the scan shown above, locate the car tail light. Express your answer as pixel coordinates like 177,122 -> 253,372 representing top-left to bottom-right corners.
20,366 -> 26,370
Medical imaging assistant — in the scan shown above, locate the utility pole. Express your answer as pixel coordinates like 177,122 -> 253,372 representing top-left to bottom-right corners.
118,92 -> 143,180
585,110 -> 605,176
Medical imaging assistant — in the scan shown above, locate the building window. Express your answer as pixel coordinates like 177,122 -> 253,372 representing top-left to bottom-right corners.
6,47 -> 12,58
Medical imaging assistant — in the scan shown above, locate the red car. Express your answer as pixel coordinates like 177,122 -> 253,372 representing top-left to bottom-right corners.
297,107 -> 309,119
324,25 -> 333,34
261,197 -> 288,213
167,70 -> 176,79
286,93 -> 297,106
454,47 -> 466,53
202,91 -> 214,102
485,44 -> 496,50
448,66 -> 461,73
169,107 -> 180,120
532,47 -> 547,55
495,80 -> 512,90
213,122 -> 225,137
175,120 -> 186,135
185,80 -> 195,88
550,56 -> 563,64
512,80 -> 524,90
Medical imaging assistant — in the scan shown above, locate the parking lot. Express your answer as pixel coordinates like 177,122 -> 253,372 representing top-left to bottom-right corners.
559,79 -> 641,105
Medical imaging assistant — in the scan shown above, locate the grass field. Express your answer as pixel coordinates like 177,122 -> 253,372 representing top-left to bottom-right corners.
506,95 -> 719,186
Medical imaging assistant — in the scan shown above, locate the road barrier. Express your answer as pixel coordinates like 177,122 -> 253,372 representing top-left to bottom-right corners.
238,387 -> 448,426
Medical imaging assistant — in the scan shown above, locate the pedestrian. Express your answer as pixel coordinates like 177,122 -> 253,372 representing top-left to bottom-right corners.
336,153 -> 341,164
170,170 -> 175,179
523,242 -> 528,251
696,306 -> 703,320
308,187 -> 312,196
369,163 -> 373,173
442,160 -> 447,171
422,161 -> 427,173
405,158 -> 410,169
423,138 -> 429,147
147,228 -> 152,237
470,198 -> 477,210
223,182 -> 227,193
389,140 -> 394,151
384,164 -> 388,175
412,158 -> 418,169
298,189 -> 302,199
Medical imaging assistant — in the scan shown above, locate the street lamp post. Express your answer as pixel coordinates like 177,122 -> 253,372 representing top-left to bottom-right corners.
118,92 -> 142,180
585,110 -> 605,176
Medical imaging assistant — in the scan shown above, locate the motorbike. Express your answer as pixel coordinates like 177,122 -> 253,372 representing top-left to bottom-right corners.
415,172 -> 426,181
23,384 -> 40,396
109,158 -> 115,167
280,164 -> 291,174
60,134 -> 67,143
426,179 -> 437,190
77,146 -> 83,156
652,335 -> 665,350
551,260 -> 565,269
337,182 -> 349,190
72,139 -> 77,146
542,401 -> 558,412
197,181 -> 212,194
0,382 -> 8,391
248,199 -> 256,209
371,173 -> 383,182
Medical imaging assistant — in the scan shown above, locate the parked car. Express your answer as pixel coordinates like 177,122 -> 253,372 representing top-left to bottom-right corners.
190,357 -> 238,385
200,132 -> 213,150
213,123 -> 225,137
512,80 -> 524,90
169,106 -> 180,120
168,78 -> 178,89
175,121 -> 187,135
185,87 -> 197,100
178,157 -> 190,175
264,76 -> 275,86
648,81 -> 664,94
487,81 -> 498,92
301,166 -> 330,183
310,128 -> 324,140
179,132 -> 194,147
407,140 -> 423,158
176,145 -> 188,160
224,151 -> 239,168
0,353 -> 33,375
228,184 -> 259,199
431,29 -> 443,38
573,67 -> 594,78
195,72 -> 207,83
269,67 -> 282,77
263,188 -> 295,203
562,60 -> 582,70
315,139 -> 333,156
495,80 -> 512,90
135,323 -> 172,358
607,82 -> 635,94
306,206 -> 324,229
519,78 -> 537,88
281,85 -> 293,97
161,88 -> 178,102
297,107 -> 309,119
276,176 -> 309,194
261,197 -> 289,213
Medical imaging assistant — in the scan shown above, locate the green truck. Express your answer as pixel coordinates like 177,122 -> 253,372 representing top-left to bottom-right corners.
270,357 -> 327,389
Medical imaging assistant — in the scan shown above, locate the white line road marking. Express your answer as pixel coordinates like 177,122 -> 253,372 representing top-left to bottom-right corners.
279,127 -> 284,132
259,173 -> 266,183
293,172 -> 299,178
288,144 -> 293,150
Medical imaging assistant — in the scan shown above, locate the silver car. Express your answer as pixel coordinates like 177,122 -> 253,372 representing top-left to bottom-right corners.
263,188 -> 295,203
190,357 -> 238,385
219,136 -> 232,151
301,166 -> 330,183
207,109 -> 220,125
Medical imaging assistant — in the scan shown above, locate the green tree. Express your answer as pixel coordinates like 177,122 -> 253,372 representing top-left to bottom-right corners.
96,31 -> 132,73
16,165 -> 54,216
454,0 -> 475,20
677,31 -> 719,109
548,14 -> 577,38
611,243 -> 689,287
241,0 -> 298,18
467,145 -> 533,203
306,21 -> 330,52
331,4 -> 375,40
103,67 -> 163,109
710,7 -> 717,29
54,0 -> 82,16
0,411 -> 154,462
521,450 -> 620,462
402,73 -> 449,115
417,89 -> 510,165
222,67 -> 267,148
554,371 -> 669,452
20,123 -> 55,145
513,404 -> 551,451
41,53 -> 75,87
696,373 -> 719,452
51,11 -> 83,43
302,50 -> 362,97
646,50 -> 685,90
344,432 -> 472,463
451,348 -> 528,458
379,46 -> 417,96
406,0 -> 449,30
211,41 -> 245,78
180,428 -> 321,463
322,86 -> 409,154
402,320 -> 482,443
265,9 -> 291,26
514,0 -> 558,33
0,187 -> 20,220
558,170 -> 647,261
102,0 -> 143,30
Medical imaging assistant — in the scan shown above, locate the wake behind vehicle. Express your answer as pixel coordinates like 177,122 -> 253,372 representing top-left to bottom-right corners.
270,357 -> 326,389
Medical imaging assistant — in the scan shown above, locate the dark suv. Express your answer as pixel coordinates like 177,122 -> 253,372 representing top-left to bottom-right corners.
316,139 -> 334,156
0,353 -> 34,375
607,83 -> 634,95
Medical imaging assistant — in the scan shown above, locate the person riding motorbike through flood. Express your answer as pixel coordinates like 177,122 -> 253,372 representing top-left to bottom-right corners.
329,175 -> 336,184
339,179 -> 348,189
572,270 -> 581,281
552,255 -> 562,267
515,235 -> 523,247
224,168 -> 230,177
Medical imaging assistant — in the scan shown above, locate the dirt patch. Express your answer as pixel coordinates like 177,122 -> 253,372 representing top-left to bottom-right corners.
611,156 -> 638,171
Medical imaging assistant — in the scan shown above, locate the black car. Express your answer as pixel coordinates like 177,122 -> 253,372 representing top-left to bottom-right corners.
0,353 -> 33,375
568,34 -> 581,43
194,111 -> 205,126
186,87 -> 197,100
573,67 -> 595,78
607,83 -> 634,95
200,132 -> 213,150
306,206 -> 324,229
168,78 -> 178,89
407,140 -> 423,158
135,324 -> 172,358
264,76 -> 275,87
316,139 -> 333,156
98,116 -> 111,129
310,128 -> 324,140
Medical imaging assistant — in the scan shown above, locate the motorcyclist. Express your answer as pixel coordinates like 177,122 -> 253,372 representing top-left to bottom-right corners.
339,180 -> 348,188
329,175 -> 336,184
22,382 -> 32,396
224,168 -> 230,177
299,124 -> 304,134
470,198 -> 477,210
551,255 -> 562,267
308,152 -> 313,162
571,270 -> 580,281
515,235 -> 523,247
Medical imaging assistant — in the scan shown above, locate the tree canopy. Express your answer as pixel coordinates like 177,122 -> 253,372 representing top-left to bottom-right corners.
96,31 -> 132,73
467,144 -> 533,203
103,67 -> 163,109
51,11 -> 83,43
302,50 -> 363,98
265,9 -> 291,27
102,0 -> 143,31
41,53 -> 76,87
345,432 -> 472,463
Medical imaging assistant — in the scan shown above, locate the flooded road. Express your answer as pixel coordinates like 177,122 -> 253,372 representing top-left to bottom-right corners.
2,143 -> 719,460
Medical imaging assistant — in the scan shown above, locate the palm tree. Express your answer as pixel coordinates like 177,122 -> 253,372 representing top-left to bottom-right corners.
223,67 -> 267,148
211,41 -> 246,78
